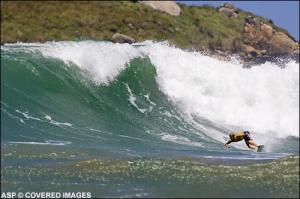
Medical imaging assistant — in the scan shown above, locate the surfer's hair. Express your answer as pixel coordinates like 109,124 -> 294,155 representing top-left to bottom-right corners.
244,131 -> 250,134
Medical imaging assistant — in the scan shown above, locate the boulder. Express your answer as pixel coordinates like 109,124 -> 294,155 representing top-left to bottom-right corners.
241,44 -> 266,57
243,23 -> 260,41
242,16 -> 299,58
111,33 -> 135,44
222,3 -> 235,10
128,23 -> 134,29
295,43 -> 299,53
271,32 -> 298,54
245,16 -> 258,26
139,1 -> 181,16
260,23 -> 273,40
218,7 -> 237,18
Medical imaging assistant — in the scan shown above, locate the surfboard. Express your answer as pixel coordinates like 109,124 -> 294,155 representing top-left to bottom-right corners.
257,145 -> 264,152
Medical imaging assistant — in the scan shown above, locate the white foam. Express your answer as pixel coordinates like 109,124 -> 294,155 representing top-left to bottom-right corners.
16,109 -> 42,121
125,83 -> 147,114
44,115 -> 72,127
89,128 -> 113,135
9,140 -> 71,146
146,43 -> 299,139
160,132 -> 203,148
39,41 -> 142,85
144,93 -> 156,106
14,110 -> 73,127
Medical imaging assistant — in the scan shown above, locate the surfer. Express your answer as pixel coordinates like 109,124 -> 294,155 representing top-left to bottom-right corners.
224,131 -> 258,150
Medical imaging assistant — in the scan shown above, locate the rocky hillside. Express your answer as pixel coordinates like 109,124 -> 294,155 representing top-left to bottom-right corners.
1,1 -> 299,65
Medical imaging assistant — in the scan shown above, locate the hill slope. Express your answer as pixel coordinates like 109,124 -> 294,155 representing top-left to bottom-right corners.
1,1 -> 299,64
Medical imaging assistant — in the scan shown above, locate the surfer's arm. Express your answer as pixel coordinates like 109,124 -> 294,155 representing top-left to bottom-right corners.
224,140 -> 232,148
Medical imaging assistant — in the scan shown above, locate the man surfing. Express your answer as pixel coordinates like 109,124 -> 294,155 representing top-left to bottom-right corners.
224,131 -> 262,151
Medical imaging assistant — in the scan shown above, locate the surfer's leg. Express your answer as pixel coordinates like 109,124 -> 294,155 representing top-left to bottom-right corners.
248,140 -> 258,147
245,140 -> 258,149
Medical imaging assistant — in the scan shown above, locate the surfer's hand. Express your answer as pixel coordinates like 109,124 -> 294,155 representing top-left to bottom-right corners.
224,143 -> 229,148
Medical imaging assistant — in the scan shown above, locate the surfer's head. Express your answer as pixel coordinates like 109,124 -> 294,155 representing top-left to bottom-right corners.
243,131 -> 250,135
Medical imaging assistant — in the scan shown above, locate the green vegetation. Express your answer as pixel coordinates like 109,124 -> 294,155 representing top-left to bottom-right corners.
0,1 -> 277,52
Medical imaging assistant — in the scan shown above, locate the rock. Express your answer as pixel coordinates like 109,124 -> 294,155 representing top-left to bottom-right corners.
128,23 -> 134,29
241,44 -> 266,57
243,23 -> 260,42
139,1 -> 181,16
111,33 -> 135,44
218,4 -> 238,18
245,16 -> 258,26
215,49 -> 228,57
271,32 -> 298,54
222,3 -> 235,10
74,31 -> 81,37
244,22 -> 272,44
242,15 -> 299,59
218,7 -> 237,18
243,23 -> 252,33
260,23 -> 273,40
109,27 -> 118,33
294,43 -> 299,53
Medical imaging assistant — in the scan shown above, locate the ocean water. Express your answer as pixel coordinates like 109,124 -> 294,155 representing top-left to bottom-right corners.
1,41 -> 299,198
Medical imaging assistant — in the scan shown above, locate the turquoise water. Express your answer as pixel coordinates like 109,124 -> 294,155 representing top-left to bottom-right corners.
1,41 -> 299,197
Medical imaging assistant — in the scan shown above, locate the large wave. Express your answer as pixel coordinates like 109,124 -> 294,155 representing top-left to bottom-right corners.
1,41 -> 299,154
